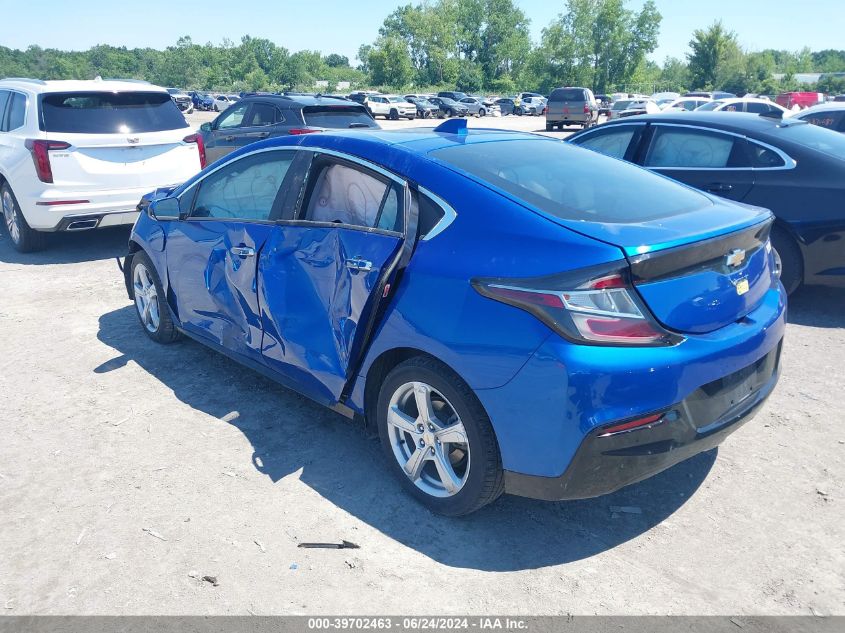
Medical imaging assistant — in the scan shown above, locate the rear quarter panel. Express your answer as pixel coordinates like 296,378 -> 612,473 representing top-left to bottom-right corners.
351,159 -> 626,402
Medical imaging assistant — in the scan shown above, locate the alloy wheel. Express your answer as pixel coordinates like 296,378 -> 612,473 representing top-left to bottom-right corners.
133,263 -> 161,333
2,189 -> 21,244
386,381 -> 470,498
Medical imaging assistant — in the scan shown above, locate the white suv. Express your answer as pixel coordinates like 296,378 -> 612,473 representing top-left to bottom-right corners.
0,78 -> 204,252
366,95 -> 417,120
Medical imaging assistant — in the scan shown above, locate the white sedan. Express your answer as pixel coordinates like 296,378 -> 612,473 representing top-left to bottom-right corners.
695,98 -> 792,116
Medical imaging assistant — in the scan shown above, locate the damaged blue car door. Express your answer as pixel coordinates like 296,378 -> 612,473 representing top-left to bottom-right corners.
257,151 -> 408,406
164,149 -> 297,362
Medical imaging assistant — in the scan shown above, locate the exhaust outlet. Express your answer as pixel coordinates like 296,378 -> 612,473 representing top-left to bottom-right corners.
66,219 -> 99,231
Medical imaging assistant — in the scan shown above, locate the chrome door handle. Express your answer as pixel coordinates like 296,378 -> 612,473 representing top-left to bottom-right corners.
230,246 -> 255,258
346,257 -> 373,272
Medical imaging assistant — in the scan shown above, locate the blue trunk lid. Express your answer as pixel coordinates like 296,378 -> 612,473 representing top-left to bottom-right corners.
553,203 -> 776,335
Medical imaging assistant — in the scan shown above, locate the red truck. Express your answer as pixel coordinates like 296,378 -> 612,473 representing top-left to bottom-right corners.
776,92 -> 824,109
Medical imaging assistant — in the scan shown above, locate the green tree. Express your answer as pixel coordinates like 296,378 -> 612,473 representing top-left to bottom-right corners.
686,21 -> 740,90
536,0 -> 661,93
368,36 -> 415,88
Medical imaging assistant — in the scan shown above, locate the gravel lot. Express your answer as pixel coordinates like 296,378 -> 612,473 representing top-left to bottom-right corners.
0,115 -> 843,616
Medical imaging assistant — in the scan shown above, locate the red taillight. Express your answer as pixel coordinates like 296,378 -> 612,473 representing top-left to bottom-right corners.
183,134 -> 206,169
25,140 -> 70,183
583,104 -> 590,114
598,413 -> 665,437
473,268 -> 680,347
288,128 -> 322,135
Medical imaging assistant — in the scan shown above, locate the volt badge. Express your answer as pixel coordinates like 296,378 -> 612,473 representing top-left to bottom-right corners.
735,277 -> 750,296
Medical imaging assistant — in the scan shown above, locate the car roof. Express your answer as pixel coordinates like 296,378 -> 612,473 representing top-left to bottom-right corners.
796,102 -> 845,115
0,78 -> 168,94
592,110 -> 805,135
238,94 -> 361,108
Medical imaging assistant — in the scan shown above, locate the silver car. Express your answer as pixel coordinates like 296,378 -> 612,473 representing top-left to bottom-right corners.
459,96 -> 500,117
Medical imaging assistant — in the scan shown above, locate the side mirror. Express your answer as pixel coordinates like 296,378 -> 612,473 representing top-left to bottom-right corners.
148,197 -> 181,221
200,122 -> 212,133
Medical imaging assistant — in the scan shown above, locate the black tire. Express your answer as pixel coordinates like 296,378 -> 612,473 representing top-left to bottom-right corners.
130,250 -> 180,344
389,109 -> 399,121
1,182 -> 46,253
478,108 -> 486,117
376,356 -> 504,516
545,122 -> 554,131
771,226 -> 803,295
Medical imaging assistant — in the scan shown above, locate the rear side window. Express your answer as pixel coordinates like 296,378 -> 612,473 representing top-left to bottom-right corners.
192,151 -> 294,221
799,110 -> 845,131
244,103 -> 284,127
303,106 -> 377,129
551,88 -> 586,101
40,91 -> 188,133
304,161 -> 401,231
577,127 -> 637,159
749,142 -> 786,168
6,92 -> 26,130
431,139 -> 710,223
645,127 -> 748,168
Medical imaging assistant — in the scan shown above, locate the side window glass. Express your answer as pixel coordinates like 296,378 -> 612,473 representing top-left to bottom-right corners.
246,102 -> 283,127
645,128 -> 746,168
192,152 -> 293,221
7,93 -> 26,130
304,162 -> 391,229
749,142 -> 786,168
802,111 -> 842,130
577,128 -> 636,159
376,184 -> 403,232
0,90 -> 9,132
216,103 -> 250,130
745,102 -> 772,114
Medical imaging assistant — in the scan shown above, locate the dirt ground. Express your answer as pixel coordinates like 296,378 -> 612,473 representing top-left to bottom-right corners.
0,116 -> 843,616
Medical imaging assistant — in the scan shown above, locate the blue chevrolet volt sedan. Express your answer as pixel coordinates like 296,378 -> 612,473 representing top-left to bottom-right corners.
124,119 -> 786,515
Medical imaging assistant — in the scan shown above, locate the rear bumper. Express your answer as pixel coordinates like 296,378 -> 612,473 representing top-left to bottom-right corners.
547,113 -> 590,124
504,342 -> 782,500
19,186 -> 176,230
474,285 -> 786,484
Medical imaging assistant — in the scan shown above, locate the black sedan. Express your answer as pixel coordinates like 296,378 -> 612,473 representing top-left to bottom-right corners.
568,111 -> 845,293
428,97 -> 468,118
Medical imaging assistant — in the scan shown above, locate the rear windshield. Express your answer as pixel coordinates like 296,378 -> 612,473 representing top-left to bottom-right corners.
40,91 -> 188,133
302,106 -> 378,129
612,100 -> 633,110
779,121 -> 845,160
430,139 -> 710,223
551,88 -> 586,101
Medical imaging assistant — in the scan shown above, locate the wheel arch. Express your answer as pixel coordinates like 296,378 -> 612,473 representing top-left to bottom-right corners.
362,347 -> 481,432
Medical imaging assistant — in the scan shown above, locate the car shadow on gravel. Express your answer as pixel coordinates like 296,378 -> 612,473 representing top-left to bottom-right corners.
97,304 -> 716,572
786,285 -> 845,328
0,226 -> 130,265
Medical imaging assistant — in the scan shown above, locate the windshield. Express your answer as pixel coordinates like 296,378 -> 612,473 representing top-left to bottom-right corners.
696,100 -> 725,111
387,97 -> 404,103
551,88 -> 586,101
779,121 -> 845,160
302,106 -> 378,129
40,91 -> 188,133
439,97 -> 456,105
431,139 -> 710,223
612,100 -> 633,110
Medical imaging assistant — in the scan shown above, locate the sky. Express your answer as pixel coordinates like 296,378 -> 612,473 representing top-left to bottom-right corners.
1,0 -> 841,65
